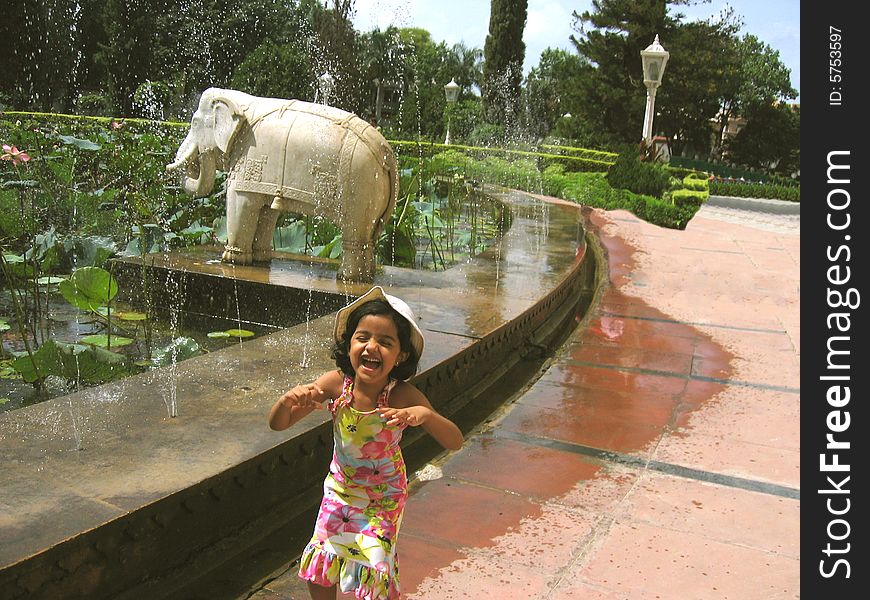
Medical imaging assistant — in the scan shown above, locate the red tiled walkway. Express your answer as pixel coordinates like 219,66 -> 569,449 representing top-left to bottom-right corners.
252,206 -> 800,599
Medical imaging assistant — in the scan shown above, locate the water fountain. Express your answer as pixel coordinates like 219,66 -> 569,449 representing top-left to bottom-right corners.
1,81 -> 602,599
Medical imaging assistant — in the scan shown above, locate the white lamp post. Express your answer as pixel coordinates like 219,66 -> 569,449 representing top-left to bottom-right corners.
640,35 -> 669,143
443,78 -> 460,144
318,71 -> 335,105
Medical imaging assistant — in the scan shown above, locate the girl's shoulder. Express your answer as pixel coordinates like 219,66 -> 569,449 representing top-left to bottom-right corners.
316,369 -> 346,399
387,380 -> 431,409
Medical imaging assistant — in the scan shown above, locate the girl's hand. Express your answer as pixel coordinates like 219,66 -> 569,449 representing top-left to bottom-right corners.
378,405 -> 430,428
280,383 -> 327,410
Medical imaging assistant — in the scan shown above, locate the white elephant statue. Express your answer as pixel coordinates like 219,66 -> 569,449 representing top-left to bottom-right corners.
167,87 -> 398,282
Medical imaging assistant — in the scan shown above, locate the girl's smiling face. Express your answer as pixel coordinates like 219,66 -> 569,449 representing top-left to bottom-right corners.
349,314 -> 409,385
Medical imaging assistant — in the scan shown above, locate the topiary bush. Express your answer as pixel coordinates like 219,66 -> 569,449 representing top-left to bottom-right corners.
681,174 -> 709,191
671,188 -> 708,208
605,148 -> 672,199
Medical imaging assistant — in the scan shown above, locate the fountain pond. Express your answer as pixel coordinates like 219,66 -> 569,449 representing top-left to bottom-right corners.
0,186 -> 600,600
0,182 -> 510,414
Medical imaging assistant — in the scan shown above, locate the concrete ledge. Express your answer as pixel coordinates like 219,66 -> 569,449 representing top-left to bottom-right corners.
0,192 -> 599,599
707,194 -> 800,215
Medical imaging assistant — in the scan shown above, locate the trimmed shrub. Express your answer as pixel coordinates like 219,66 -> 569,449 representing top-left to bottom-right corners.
671,189 -> 708,208
606,150 -> 672,198
709,179 -> 800,202
681,175 -> 709,191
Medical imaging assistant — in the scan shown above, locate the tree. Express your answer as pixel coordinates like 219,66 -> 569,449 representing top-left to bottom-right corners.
393,28 -> 454,140
727,102 -> 799,176
230,41 -> 315,101
151,0 -> 304,117
2,0 -> 107,112
98,0 -> 166,116
483,0 -> 528,128
654,12 -> 742,156
713,33 -> 797,156
524,49 -> 588,141
569,0 -> 679,147
446,42 -> 484,96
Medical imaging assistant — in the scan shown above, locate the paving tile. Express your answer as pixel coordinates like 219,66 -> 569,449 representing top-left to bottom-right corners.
516,381 -> 679,428
560,343 -> 695,377
406,553 -> 552,599
440,436 -> 603,500
620,472 -> 799,557
672,386 -> 800,451
532,362 -> 689,397
402,478 -> 540,548
556,465 -> 642,514
653,430 -> 800,490
549,580 -> 642,600
498,403 -> 664,456
574,314 -> 702,348
574,520 -> 800,600
399,532 -> 466,596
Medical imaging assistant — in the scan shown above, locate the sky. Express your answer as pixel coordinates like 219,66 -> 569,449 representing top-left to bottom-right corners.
352,0 -> 801,101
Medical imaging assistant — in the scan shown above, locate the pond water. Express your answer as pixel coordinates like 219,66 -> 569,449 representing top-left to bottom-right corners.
0,188 -> 512,413
0,288 -> 277,412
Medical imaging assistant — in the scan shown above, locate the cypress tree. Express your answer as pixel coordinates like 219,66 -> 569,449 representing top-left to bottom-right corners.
482,0 -> 528,128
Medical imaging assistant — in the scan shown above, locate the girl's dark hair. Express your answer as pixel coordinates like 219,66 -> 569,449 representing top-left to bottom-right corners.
331,299 -> 420,381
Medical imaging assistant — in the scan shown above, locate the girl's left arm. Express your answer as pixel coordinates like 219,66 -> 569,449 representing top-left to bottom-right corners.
380,385 -> 464,451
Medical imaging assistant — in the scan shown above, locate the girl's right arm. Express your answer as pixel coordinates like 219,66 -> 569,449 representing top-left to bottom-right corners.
268,370 -> 343,431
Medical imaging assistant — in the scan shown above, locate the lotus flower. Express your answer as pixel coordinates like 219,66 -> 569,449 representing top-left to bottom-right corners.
1,144 -> 31,166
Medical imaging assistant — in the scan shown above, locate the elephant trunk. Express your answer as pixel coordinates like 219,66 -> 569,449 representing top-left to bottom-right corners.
166,134 -> 197,172
167,133 -> 217,197
181,150 -> 217,197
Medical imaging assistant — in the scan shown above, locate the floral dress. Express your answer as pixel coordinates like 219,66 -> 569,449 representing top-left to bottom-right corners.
299,376 -> 408,599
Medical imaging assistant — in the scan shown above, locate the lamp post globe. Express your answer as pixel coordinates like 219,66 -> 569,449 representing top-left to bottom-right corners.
443,78 -> 460,144
640,35 -> 669,143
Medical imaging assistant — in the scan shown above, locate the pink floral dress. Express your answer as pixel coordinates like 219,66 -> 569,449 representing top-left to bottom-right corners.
298,376 -> 407,599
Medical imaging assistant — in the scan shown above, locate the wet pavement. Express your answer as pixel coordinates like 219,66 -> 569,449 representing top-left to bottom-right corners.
247,203 -> 799,599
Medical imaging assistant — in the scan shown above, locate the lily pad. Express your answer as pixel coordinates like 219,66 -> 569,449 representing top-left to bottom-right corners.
115,311 -> 147,321
225,329 -> 255,338
81,334 -> 134,348
37,276 -> 67,286
9,340 -> 129,384
58,266 -> 118,312
58,134 -> 101,151
0,319 -> 10,333
151,337 -> 200,366
207,331 -> 231,338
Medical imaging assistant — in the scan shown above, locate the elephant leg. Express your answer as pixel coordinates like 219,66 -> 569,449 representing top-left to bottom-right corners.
223,187 -> 267,265
339,235 -> 376,282
252,206 -> 281,262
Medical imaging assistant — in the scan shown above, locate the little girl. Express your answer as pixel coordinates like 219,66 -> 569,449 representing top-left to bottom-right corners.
269,286 -> 463,600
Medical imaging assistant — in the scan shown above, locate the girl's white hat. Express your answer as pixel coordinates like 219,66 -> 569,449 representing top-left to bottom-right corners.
334,286 -> 425,358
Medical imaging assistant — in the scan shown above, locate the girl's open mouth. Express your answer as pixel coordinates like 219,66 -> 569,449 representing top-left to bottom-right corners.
361,356 -> 382,370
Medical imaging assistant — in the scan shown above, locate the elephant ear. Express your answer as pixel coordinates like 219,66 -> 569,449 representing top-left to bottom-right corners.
212,98 -> 245,154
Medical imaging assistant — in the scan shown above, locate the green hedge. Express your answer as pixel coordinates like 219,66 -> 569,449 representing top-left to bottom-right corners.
606,150 -> 672,198
389,140 -> 614,173
537,144 -> 617,162
671,155 -> 799,187
428,151 -> 701,230
671,189 -> 708,208
681,175 -> 709,191
709,179 -> 800,202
